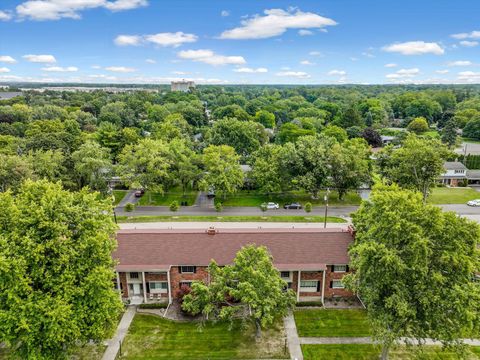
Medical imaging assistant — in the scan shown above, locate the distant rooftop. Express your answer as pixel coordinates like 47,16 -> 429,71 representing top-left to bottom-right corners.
444,161 -> 467,170
0,92 -> 22,100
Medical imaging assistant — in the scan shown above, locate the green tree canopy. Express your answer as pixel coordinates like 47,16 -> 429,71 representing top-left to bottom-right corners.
0,180 -> 122,359
345,184 -> 480,359
407,117 -> 429,134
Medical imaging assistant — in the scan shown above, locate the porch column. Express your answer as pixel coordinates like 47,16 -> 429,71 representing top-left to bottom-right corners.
142,271 -> 147,303
116,272 -> 121,300
296,270 -> 301,302
321,269 -> 326,305
167,268 -> 172,304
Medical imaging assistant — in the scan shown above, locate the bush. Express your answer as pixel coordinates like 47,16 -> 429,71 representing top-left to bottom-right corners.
124,202 -> 135,212
260,203 -> 267,212
138,302 -> 168,309
296,301 -> 324,307
215,202 -> 223,212
304,202 -> 312,213
407,117 -> 429,134
169,200 -> 179,212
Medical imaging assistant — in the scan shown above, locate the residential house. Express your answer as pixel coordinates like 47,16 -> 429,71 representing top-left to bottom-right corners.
113,227 -> 355,305
439,161 -> 467,186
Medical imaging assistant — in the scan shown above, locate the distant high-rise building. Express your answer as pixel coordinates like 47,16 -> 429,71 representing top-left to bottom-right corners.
171,80 -> 195,92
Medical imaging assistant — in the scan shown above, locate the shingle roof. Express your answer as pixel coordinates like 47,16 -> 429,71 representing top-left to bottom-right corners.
444,161 -> 467,170
114,228 -> 353,272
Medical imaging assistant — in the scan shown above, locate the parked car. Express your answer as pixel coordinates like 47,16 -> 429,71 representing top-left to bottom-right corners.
134,190 -> 144,198
467,199 -> 480,206
262,202 -> 279,210
207,187 -> 215,199
284,202 -> 302,209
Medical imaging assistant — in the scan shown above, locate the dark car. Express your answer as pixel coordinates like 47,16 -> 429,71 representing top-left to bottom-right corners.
134,190 -> 144,198
207,187 -> 215,199
284,202 -> 302,209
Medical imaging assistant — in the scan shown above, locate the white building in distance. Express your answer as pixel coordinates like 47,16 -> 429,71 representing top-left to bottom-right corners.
171,80 -> 195,92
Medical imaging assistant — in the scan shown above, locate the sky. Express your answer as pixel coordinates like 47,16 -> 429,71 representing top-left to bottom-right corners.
0,0 -> 480,85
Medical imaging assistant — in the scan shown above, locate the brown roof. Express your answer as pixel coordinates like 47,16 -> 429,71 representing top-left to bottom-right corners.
114,228 -> 353,272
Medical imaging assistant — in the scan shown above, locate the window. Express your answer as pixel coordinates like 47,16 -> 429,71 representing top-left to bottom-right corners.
331,280 -> 344,289
129,272 -> 139,279
149,282 -> 168,293
333,265 -> 347,273
300,280 -> 319,293
179,281 -> 192,288
180,266 -> 196,273
454,169 -> 464,174
280,271 -> 291,279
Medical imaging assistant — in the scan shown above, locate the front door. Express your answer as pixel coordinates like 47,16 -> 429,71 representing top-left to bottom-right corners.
133,283 -> 142,295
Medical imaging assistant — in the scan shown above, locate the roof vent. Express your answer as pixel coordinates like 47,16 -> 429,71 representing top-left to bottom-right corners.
206,226 -> 217,235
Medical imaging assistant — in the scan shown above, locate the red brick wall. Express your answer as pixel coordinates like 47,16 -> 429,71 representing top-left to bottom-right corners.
169,266 -> 209,298
299,271 -> 323,297
324,266 -> 355,298
119,272 -> 128,298
145,272 -> 168,282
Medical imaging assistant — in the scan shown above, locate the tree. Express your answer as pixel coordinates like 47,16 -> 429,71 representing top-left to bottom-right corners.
0,180 -> 122,359
441,119 -> 458,147
321,125 -> 348,143
250,144 -> 288,194
254,110 -> 276,129
181,245 -> 296,338
201,145 -> 244,198
362,127 -> 383,147
26,149 -> 65,182
339,105 -> 364,128
276,122 -> 315,144
72,141 -> 112,192
167,139 -> 201,194
407,117 -> 429,134
378,134 -> 449,200
344,184 -> 480,360
151,113 -> 192,142
0,154 -> 33,192
206,118 -> 267,157
463,118 -> 480,140
118,139 -> 173,201
328,138 -> 371,200
95,122 -> 123,158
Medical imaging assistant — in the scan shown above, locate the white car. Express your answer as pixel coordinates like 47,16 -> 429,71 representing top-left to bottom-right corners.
467,199 -> 480,207
263,202 -> 279,210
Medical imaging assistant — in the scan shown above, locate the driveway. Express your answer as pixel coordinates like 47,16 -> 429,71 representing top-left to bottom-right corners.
117,190 -> 141,207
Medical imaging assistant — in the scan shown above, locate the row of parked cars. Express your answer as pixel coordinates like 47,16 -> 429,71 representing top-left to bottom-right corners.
262,202 -> 303,210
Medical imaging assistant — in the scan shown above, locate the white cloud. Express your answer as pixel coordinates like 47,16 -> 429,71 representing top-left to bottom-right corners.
309,51 -> 323,56
459,40 -> 479,47
275,71 -> 310,79
23,54 -> 56,63
362,51 -> 375,58
91,65 -> 101,69
0,10 -> 12,21
0,67 -> 11,73
298,29 -> 313,36
145,59 -> 156,64
114,32 -> 197,47
88,74 -> 117,81
457,71 -> 480,82
300,60 -> 315,66
386,68 -> 420,79
384,63 -> 397,68
328,69 -> 346,76
436,69 -> 449,74
219,8 -> 337,39
177,49 -> 246,66
448,60 -> 473,66
451,31 -> 480,40
114,35 -> 142,46
0,56 -> 17,64
105,66 -> 136,72
16,0 -> 148,20
382,41 -> 444,55
172,71 -> 187,75
221,10 -> 229,17
233,67 -> 268,73
41,66 -> 78,72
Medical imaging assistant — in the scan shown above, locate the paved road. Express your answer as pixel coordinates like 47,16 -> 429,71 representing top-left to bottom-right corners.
116,203 -> 480,218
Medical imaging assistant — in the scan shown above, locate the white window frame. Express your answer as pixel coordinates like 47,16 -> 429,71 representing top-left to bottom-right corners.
333,265 -> 347,273
300,280 -> 318,293
149,281 -> 168,294
332,280 -> 344,289
180,266 -> 195,274
280,271 -> 292,281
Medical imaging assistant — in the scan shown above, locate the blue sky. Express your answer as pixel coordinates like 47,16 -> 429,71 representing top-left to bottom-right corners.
0,0 -> 480,84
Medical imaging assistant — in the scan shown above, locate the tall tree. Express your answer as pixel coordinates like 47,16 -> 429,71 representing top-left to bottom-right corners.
344,184 -> 480,360
72,141 -> 112,192
441,119 -> 458,148
0,154 -> 33,192
0,180 -> 122,359
377,134 -> 449,201
201,145 -> 244,198
182,245 -> 296,338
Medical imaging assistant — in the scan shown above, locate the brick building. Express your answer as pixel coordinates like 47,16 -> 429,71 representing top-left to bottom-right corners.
113,227 -> 355,305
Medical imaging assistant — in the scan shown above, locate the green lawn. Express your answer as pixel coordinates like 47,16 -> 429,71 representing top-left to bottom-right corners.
137,187 -> 198,206
216,190 -> 362,207
117,215 -> 346,223
294,309 -> 371,337
302,344 -> 480,360
0,344 -> 105,360
113,190 -> 128,205
428,187 -> 480,204
118,313 -> 289,360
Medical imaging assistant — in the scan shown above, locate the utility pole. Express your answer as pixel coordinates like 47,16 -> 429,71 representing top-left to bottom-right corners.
324,188 -> 330,229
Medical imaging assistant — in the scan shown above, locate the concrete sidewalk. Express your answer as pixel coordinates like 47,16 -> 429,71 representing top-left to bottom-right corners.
284,313 -> 303,360
299,336 -> 480,346
102,305 -> 136,360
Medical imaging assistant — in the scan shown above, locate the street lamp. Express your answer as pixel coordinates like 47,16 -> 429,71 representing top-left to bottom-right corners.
324,188 -> 330,229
